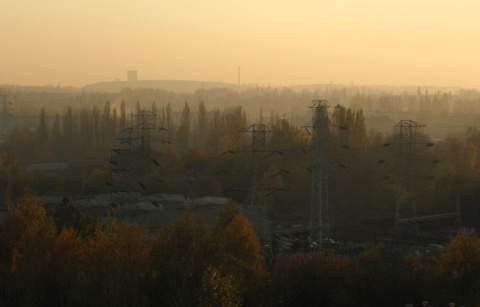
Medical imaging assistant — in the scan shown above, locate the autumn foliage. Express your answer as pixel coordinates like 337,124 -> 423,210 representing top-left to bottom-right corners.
0,196 -> 266,306
2,193 -> 480,306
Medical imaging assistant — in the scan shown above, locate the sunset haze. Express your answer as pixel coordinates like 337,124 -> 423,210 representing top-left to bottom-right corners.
2,0 -> 480,88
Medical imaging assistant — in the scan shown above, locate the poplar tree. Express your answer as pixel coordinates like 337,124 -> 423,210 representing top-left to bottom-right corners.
177,101 -> 191,152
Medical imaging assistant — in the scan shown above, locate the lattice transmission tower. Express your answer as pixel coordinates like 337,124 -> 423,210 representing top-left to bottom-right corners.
222,123 -> 281,263
239,124 -> 270,206
392,120 -> 462,237
305,100 -> 330,245
393,119 -> 425,236
109,109 -> 167,203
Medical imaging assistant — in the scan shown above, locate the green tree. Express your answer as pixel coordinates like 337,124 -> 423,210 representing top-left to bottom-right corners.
62,105 -> 76,160
196,100 -> 208,151
78,107 -> 93,146
216,106 -> 247,154
177,101 -> 191,152
165,103 -> 174,139
38,106 -> 48,142
102,101 -> 111,141
119,100 -> 127,131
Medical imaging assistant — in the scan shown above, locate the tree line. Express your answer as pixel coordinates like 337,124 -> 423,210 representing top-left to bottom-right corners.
1,96 -> 480,236
0,191 -> 479,306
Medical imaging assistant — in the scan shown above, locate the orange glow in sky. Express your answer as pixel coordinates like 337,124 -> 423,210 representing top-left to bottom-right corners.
1,0 -> 480,88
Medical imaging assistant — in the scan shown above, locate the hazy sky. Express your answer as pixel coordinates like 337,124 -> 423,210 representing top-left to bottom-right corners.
1,0 -> 480,88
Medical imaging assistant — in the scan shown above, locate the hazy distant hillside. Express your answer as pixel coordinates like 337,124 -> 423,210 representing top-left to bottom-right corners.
5,80 -> 470,96
288,83 -> 464,94
83,80 -> 242,93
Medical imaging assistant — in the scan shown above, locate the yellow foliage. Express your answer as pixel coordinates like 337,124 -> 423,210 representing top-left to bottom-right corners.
219,214 -> 263,268
150,211 -> 209,270
433,230 -> 480,304
81,217 -> 150,306
356,248 -> 383,275
436,230 -> 480,280
199,264 -> 242,307
0,191 -> 55,273
403,251 -> 423,273
53,227 -> 84,265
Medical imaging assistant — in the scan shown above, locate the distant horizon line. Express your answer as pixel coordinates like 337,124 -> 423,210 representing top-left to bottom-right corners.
1,79 -> 477,92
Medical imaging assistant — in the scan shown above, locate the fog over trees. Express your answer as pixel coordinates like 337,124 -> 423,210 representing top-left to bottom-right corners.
1,83 -> 480,305
3,85 -> 480,226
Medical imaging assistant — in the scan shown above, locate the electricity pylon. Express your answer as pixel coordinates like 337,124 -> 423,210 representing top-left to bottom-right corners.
109,109 -> 167,202
239,124 -> 269,206
224,123 -> 279,264
305,100 -> 330,246
394,120 -> 424,237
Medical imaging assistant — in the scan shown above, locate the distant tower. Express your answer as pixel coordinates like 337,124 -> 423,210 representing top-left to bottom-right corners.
238,124 -> 269,206
306,100 -> 330,246
127,70 -> 138,82
109,109 -> 166,203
